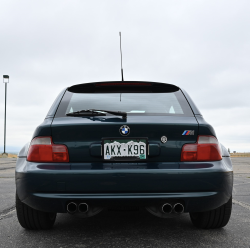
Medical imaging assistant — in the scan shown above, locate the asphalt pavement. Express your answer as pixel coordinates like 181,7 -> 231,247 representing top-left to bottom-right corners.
0,157 -> 250,248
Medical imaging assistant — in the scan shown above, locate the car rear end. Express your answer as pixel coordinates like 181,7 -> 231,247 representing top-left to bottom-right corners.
16,81 -> 233,229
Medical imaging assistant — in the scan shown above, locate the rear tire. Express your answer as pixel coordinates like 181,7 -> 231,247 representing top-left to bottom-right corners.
190,196 -> 232,229
16,193 -> 57,230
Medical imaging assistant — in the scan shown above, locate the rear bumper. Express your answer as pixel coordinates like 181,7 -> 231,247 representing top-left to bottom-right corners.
16,157 -> 233,213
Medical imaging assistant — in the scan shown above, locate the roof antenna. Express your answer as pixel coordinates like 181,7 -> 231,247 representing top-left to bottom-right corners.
119,32 -> 124,81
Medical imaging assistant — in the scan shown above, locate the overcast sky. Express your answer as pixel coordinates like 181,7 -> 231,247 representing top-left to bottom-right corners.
0,0 -> 250,152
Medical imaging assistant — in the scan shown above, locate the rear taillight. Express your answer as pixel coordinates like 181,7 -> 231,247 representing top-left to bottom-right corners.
27,137 -> 69,162
181,135 -> 222,162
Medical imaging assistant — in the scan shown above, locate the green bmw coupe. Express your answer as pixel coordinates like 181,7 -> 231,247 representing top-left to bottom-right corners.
15,81 -> 233,230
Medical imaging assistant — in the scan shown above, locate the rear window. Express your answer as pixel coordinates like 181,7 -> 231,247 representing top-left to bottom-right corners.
55,90 -> 194,117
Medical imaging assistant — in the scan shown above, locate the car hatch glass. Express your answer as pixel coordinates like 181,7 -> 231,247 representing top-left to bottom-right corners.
55,90 -> 194,117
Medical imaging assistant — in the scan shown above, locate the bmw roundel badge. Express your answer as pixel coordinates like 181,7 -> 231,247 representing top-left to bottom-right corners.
161,136 -> 167,143
120,125 -> 130,136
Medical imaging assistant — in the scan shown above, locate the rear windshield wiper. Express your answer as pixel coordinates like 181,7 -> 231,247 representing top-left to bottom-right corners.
66,109 -> 127,119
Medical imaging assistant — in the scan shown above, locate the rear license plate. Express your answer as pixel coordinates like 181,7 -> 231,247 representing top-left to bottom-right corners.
102,138 -> 148,161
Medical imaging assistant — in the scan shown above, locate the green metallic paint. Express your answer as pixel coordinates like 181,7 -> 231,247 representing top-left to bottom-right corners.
195,116 -> 216,137
50,116 -> 198,162
15,158 -> 233,213
32,117 -> 53,138
17,82 -> 233,216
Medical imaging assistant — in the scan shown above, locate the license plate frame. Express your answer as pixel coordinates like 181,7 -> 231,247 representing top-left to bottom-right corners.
102,137 -> 148,162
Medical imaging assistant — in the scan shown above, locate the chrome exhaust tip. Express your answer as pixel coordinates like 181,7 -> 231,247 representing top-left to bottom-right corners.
67,202 -> 77,214
78,203 -> 89,213
162,203 -> 173,214
173,203 -> 184,214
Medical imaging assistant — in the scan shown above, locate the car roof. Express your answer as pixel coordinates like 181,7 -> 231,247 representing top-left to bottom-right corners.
46,81 -> 202,118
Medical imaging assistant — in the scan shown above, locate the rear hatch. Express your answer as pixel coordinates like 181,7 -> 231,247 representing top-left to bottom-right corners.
52,116 -> 198,162
51,81 -> 198,162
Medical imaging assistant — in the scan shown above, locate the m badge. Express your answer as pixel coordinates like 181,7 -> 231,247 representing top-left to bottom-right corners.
182,130 -> 194,135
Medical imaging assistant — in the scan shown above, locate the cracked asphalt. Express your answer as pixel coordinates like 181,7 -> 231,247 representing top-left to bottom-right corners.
0,157 -> 250,248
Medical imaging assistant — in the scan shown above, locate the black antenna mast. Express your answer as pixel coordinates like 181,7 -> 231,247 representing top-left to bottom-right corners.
119,32 -> 124,81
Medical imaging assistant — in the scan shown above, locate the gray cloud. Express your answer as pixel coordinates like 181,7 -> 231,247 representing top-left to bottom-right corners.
0,0 -> 250,152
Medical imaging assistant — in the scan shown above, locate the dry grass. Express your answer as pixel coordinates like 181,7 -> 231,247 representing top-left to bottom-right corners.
230,153 -> 250,157
0,153 -> 18,158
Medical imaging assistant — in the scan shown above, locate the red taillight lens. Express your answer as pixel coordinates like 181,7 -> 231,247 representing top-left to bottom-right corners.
27,137 -> 69,162
52,145 -> 69,162
181,135 -> 222,162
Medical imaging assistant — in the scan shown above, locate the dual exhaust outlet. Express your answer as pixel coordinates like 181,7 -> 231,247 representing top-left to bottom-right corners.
162,203 -> 184,214
67,202 -> 184,214
67,202 -> 88,214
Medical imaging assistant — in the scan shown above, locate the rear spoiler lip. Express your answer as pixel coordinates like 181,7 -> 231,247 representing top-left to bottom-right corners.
67,81 -> 180,93
68,80 -> 179,87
